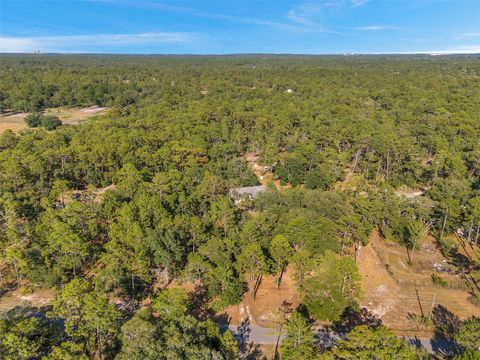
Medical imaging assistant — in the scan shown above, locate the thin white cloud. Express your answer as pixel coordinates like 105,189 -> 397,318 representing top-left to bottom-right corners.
207,14 -> 303,32
125,2 -> 304,32
0,37 -> 37,53
376,45 -> 480,55
455,32 -> 480,39
285,2 -> 377,35
284,3 -> 348,34
0,31 -> 194,52
120,1 -> 341,34
355,25 -> 400,31
351,0 -> 370,6
459,32 -> 480,36
421,45 -> 480,55
287,10 -> 317,27
325,0 -> 369,8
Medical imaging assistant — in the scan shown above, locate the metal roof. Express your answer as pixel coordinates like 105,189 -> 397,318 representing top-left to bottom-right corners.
229,185 -> 266,198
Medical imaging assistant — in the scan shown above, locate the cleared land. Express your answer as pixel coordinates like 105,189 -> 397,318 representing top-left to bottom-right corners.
0,288 -> 54,312
216,229 -> 479,337
241,153 -> 480,336
0,106 -> 108,133
219,267 -> 301,327
358,229 -> 480,337
1,230 -> 479,340
1,157 -> 478,340
245,152 -> 291,190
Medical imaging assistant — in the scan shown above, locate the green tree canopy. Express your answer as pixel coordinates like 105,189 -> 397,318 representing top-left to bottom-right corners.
323,325 -> 426,360
302,251 -> 361,322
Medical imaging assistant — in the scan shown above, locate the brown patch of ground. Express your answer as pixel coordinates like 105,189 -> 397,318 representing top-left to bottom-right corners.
358,229 -> 480,337
453,233 -> 479,262
258,344 -> 274,359
219,267 -> 301,327
395,186 -> 425,199
245,153 -> 260,163
0,288 -> 54,312
47,106 -> 108,125
93,184 -> 116,199
0,112 -> 29,133
165,279 -> 198,293
0,106 -> 109,133
244,152 -> 290,190
62,184 -> 116,205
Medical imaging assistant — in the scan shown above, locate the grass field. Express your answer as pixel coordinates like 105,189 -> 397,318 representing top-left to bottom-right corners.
0,106 -> 108,133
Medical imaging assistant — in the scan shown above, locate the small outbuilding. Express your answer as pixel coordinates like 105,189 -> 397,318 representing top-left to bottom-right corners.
229,185 -> 266,204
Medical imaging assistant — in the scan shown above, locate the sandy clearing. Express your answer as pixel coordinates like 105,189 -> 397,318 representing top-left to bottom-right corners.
219,267 -> 301,327
358,230 -> 480,337
0,106 -> 109,133
0,288 -> 55,313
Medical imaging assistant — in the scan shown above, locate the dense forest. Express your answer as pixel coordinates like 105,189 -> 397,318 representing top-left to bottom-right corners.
0,54 -> 479,359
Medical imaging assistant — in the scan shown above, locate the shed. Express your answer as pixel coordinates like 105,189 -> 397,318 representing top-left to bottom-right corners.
229,185 -> 266,203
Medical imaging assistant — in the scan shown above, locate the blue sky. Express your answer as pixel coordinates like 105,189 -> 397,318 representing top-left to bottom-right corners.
1,0 -> 479,54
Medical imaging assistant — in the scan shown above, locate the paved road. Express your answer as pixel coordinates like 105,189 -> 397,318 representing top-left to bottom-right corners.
224,324 -> 459,356
225,324 -> 285,345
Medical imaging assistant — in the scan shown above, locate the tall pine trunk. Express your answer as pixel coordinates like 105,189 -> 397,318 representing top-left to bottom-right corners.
440,214 -> 448,242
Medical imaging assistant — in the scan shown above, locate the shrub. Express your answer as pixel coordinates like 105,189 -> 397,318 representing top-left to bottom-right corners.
431,273 -> 448,287
24,112 -> 42,127
24,113 -> 62,130
41,115 -> 62,130
408,312 -> 433,328
467,295 -> 480,308
439,236 -> 457,256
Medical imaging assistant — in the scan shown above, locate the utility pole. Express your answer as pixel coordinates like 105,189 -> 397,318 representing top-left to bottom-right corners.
429,293 -> 436,319
415,289 -> 425,317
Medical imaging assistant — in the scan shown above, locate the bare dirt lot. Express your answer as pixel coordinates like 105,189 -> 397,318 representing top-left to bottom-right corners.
219,267 -> 301,327
358,229 -> 480,337
0,287 -> 54,313
216,229 -> 480,337
1,222 -> 477,343
0,106 -> 108,133
245,152 -> 291,190
62,184 -> 116,205
0,112 -> 28,133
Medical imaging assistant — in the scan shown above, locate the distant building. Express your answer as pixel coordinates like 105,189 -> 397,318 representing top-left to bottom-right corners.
229,185 -> 266,203
394,189 -> 424,199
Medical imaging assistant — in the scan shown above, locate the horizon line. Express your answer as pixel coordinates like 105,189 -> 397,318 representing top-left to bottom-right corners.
1,52 -> 479,56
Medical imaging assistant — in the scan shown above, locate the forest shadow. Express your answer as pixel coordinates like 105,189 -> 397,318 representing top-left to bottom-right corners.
213,312 -> 232,326
448,250 -> 472,270
116,274 -> 150,300
315,307 -> 383,350
188,283 -> 211,321
217,317 -> 263,359
316,327 -> 343,350
0,279 -> 17,298
1,304 -> 43,319
235,318 -> 263,360
430,304 -> 461,356
333,306 -> 383,333
0,304 -> 63,329
406,336 -> 423,350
